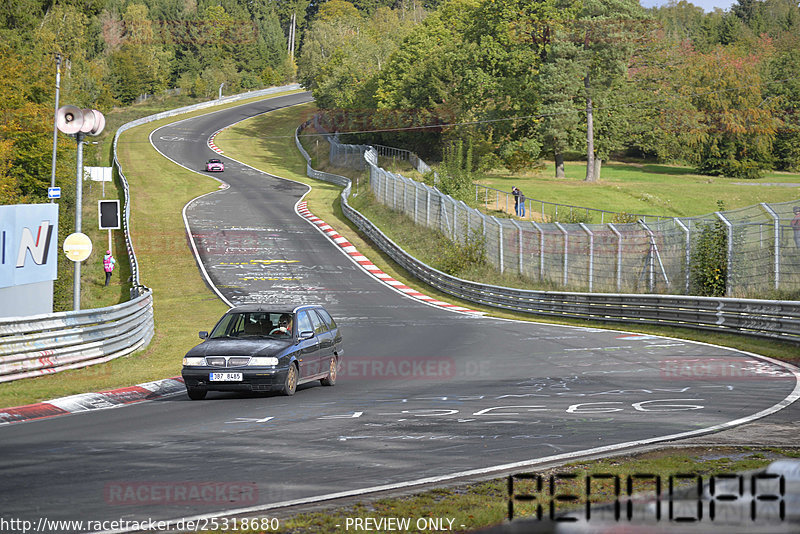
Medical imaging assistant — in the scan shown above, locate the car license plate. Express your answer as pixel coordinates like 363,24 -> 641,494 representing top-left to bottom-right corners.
209,372 -> 243,381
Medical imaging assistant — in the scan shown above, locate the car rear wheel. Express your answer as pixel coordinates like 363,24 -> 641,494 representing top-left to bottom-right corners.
320,356 -> 337,386
187,388 -> 206,400
281,363 -> 298,396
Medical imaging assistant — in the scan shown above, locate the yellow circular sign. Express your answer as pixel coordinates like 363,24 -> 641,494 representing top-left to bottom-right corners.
63,232 -> 93,262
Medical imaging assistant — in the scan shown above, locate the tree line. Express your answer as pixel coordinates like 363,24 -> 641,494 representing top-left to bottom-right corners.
2,0 -> 799,209
299,0 -> 800,180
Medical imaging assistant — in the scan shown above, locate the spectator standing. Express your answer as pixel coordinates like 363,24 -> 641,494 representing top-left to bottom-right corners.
512,186 -> 520,216
792,206 -> 800,248
103,250 -> 116,287
517,188 -> 526,217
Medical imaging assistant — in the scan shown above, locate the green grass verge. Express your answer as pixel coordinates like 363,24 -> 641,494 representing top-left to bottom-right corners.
473,160 -> 800,222
0,89 -> 301,409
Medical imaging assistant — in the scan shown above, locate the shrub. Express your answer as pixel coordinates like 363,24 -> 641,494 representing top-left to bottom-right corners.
690,201 -> 728,296
437,230 -> 486,276
612,212 -> 638,224
551,208 -> 591,224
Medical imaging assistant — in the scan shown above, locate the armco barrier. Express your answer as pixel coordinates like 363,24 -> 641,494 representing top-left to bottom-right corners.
296,122 -> 800,345
0,85 -> 301,383
0,290 -> 153,382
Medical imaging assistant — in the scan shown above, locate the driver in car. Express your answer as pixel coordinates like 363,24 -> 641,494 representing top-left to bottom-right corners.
270,314 -> 293,337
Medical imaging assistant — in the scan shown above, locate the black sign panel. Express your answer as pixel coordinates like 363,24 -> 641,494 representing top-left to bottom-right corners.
98,200 -> 121,230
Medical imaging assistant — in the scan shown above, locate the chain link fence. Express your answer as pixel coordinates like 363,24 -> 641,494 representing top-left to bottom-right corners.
320,129 -> 800,297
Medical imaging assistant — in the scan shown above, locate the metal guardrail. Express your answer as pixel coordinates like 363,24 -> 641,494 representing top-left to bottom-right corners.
0,290 -> 154,382
113,83 -> 301,293
0,85 -> 301,383
295,122 -> 800,345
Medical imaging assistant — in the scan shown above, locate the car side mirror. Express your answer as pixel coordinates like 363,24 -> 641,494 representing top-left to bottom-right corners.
299,330 -> 314,340
199,331 -> 208,339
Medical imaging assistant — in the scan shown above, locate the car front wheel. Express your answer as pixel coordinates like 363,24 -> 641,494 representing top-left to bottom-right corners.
281,363 -> 298,396
320,356 -> 337,386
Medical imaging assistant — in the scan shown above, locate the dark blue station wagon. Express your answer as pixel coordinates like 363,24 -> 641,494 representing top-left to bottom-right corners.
181,304 -> 343,400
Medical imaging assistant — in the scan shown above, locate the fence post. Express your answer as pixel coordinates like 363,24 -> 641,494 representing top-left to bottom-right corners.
491,216 -> 504,273
639,220 -> 670,293
760,203 -> 780,291
426,187 -> 431,228
402,175 -> 407,214
441,196 -> 451,236
511,219 -> 524,275
579,223 -> 594,292
414,182 -> 419,225
673,218 -> 691,294
460,201 -> 471,244
555,222 -> 568,287
392,171 -> 398,210
715,212 -> 734,296
608,223 -> 622,292
531,221 -> 544,281
453,200 -> 459,242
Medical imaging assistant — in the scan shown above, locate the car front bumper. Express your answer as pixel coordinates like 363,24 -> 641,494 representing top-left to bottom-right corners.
181,365 -> 288,392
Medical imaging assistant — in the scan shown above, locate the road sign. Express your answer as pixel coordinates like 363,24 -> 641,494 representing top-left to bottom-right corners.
63,233 -> 92,262
98,200 -> 121,230
48,187 -> 61,199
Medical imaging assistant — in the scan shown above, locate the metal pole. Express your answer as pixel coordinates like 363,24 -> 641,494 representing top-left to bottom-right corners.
50,54 -> 62,203
716,212 -> 734,296
492,216 -> 504,273
218,83 -> 224,99
426,188 -> 431,227
74,132 -> 84,311
673,218 -> 691,294
414,183 -> 419,225
511,220 -> 523,275
532,221 -> 544,281
579,223 -> 594,292
608,223 -> 622,292
760,203 -> 780,291
555,222 -> 568,287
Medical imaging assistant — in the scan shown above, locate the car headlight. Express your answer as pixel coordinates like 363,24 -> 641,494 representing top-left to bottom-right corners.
248,357 -> 279,366
183,357 -> 205,366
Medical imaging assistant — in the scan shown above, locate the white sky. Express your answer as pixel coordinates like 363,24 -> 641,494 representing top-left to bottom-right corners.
639,0 -> 736,12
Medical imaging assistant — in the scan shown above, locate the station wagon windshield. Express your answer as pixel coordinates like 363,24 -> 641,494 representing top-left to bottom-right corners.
209,312 -> 293,339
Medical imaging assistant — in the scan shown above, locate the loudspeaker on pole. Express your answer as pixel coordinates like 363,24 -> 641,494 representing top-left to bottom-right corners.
56,105 -> 83,135
79,108 -> 95,134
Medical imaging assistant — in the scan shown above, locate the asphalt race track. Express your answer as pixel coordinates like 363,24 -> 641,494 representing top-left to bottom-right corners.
0,92 -> 797,532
